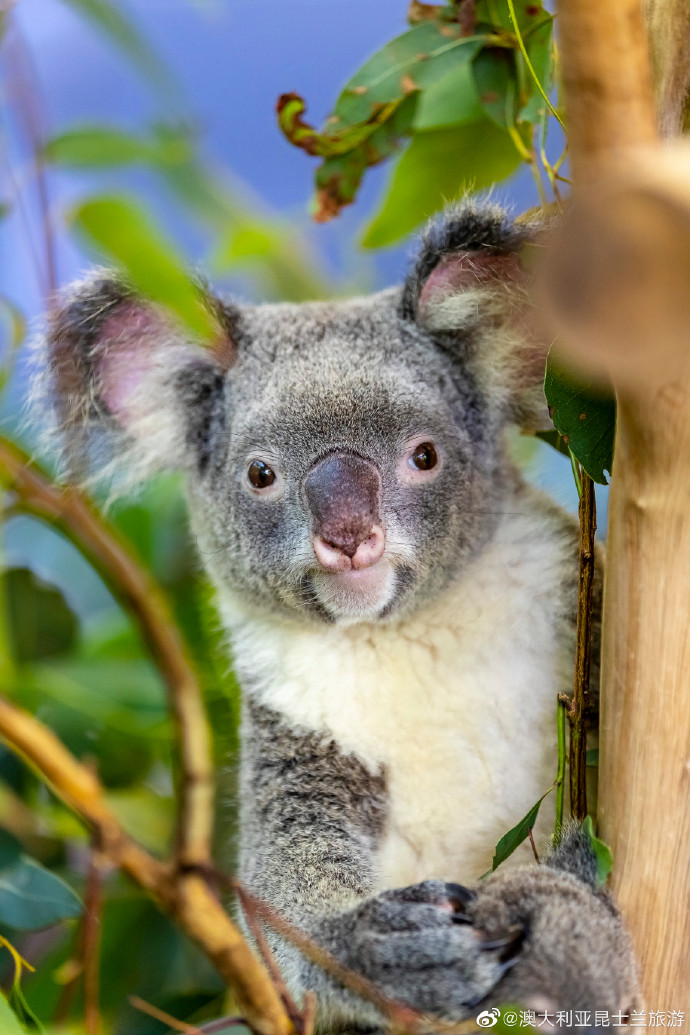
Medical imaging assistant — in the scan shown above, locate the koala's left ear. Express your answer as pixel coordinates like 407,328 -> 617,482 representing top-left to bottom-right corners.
401,203 -> 553,429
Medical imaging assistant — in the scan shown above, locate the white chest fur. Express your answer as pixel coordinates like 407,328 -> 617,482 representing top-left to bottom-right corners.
220,495 -> 575,887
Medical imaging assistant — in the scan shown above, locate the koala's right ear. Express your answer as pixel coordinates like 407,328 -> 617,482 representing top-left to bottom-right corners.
35,272 -> 236,487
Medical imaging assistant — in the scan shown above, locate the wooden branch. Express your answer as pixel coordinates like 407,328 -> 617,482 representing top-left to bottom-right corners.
569,471 -> 596,820
598,381 -> 690,1006
644,0 -> 690,136
82,842 -> 104,1035
555,0 -> 657,179
0,437 -> 213,871
0,695 -> 293,1035
547,0 -> 690,1007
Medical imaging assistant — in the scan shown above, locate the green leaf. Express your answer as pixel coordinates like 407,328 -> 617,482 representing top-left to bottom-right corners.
0,830 -> 22,869
70,195 -> 219,340
473,47 -> 517,127
488,787 -> 554,873
0,992 -> 28,1035
331,22 -> 488,127
314,93 -> 417,222
412,61 -> 484,130
60,0 -> 176,97
5,568 -> 78,664
277,94 -> 403,158
362,119 -> 522,247
543,348 -> 616,485
475,0 -> 547,34
583,815 -> 613,886
43,125 -> 155,167
0,855 -> 82,930
586,748 -> 599,767
519,18 -> 553,122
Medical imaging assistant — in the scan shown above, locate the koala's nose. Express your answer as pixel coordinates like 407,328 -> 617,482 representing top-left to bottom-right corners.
304,451 -> 385,571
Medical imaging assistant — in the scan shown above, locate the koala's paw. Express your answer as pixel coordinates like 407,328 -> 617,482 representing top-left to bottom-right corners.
336,881 -> 523,1020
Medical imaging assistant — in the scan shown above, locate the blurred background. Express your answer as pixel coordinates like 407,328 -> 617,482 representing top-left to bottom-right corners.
0,2 -> 598,1031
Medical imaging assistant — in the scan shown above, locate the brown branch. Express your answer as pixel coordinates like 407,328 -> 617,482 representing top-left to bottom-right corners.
0,695 -> 293,1035
555,0 -> 658,180
0,436 -> 213,870
235,884 -> 305,1034
129,996 -> 204,1034
228,881 -> 478,1035
82,841 -> 104,1035
569,471 -> 596,820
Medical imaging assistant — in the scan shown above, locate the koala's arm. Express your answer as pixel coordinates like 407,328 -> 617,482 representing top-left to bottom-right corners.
238,700 -> 509,1028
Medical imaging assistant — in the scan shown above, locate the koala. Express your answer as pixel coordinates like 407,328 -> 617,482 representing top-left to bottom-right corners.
36,202 -> 606,1027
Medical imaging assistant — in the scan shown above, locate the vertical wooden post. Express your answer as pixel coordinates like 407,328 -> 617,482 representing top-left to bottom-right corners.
549,0 -> 690,1009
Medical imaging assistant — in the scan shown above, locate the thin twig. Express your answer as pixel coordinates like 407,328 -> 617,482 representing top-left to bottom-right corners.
129,995 -> 204,1034
0,694 -> 293,1035
527,828 -> 540,864
0,437 -> 214,870
82,839 -> 104,1035
555,695 -> 567,833
227,879 -> 480,1035
570,472 -> 597,820
235,883 -> 304,1033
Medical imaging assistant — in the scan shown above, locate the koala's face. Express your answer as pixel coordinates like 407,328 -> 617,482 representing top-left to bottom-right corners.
40,204 -> 546,625
188,291 -> 502,624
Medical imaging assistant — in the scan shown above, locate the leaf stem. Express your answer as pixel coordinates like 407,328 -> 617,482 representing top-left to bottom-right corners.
569,472 -> 597,820
506,0 -> 565,130
555,695 -> 567,833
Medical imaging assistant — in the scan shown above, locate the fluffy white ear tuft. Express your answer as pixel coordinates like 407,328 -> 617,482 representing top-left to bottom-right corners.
35,272 -> 230,489
404,204 -> 555,429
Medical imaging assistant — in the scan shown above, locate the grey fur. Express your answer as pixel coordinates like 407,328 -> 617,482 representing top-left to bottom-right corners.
32,202 -> 620,1030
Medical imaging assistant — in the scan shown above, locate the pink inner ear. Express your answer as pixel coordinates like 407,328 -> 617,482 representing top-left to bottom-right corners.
418,250 -> 526,315
97,305 -> 169,424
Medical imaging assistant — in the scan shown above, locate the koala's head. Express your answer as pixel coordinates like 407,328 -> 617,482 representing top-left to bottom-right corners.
37,203 -> 550,625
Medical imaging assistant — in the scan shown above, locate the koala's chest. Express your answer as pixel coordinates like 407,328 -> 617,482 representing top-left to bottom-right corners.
228,522 -> 574,887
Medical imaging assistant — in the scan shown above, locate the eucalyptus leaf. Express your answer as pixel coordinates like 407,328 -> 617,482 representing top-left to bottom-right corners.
543,348 -> 616,485
487,787 -> 553,873
362,119 -> 521,247
0,992 -> 28,1035
0,856 -> 82,930
583,816 -> 613,886
44,125 -> 155,167
473,47 -> 517,127
412,61 -> 483,130
70,195 -> 219,340
314,94 -> 417,222
5,568 -> 78,664
475,0 -> 547,34
331,22 -> 488,127
519,18 -> 553,122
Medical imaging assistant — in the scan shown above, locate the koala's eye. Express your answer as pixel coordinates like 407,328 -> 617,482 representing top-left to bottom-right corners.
409,442 -> 438,471
248,460 -> 276,489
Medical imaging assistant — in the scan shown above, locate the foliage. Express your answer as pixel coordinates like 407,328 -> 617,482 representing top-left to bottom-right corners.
277,0 -> 557,243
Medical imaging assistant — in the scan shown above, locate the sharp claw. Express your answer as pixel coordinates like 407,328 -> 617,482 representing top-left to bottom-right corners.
445,882 -> 476,918
479,924 -> 526,963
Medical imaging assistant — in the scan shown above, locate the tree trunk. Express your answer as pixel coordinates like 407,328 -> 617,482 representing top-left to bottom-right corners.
549,0 -> 690,1010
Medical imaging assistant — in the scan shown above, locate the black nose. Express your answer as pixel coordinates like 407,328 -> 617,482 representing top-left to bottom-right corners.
304,451 -> 382,558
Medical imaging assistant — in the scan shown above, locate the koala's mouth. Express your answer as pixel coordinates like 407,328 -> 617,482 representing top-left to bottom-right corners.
310,559 -> 398,621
